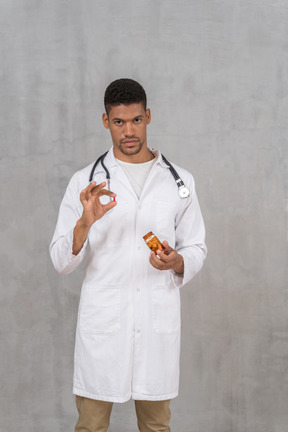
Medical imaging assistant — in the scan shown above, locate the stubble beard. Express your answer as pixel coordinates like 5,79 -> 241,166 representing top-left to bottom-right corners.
118,139 -> 144,156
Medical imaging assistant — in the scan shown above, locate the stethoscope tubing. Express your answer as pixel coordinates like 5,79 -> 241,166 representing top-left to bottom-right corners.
89,151 -> 110,183
89,152 -> 190,198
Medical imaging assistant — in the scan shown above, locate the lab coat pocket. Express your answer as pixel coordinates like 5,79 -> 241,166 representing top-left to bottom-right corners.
152,285 -> 180,334
80,285 -> 120,334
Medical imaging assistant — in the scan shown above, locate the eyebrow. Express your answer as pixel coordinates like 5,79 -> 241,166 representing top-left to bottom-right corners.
111,115 -> 144,121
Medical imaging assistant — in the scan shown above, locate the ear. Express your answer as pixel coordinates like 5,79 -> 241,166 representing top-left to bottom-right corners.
146,108 -> 151,125
102,113 -> 109,129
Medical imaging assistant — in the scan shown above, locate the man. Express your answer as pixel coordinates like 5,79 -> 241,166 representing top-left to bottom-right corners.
50,78 -> 207,432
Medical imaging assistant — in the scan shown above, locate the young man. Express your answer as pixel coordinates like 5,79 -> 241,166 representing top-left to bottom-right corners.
50,78 -> 207,432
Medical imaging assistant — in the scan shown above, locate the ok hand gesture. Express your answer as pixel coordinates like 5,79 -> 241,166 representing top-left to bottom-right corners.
73,181 -> 117,255
80,181 -> 117,228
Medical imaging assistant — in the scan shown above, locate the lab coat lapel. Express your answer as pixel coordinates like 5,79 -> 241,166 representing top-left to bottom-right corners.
139,149 -> 170,202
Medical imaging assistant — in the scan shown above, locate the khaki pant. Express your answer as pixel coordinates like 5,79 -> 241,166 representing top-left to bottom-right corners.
75,396 -> 171,432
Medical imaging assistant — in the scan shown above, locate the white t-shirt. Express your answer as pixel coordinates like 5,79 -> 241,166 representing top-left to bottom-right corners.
116,157 -> 156,199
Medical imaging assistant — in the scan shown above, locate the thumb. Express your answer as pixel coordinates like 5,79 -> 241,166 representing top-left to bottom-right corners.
162,240 -> 170,250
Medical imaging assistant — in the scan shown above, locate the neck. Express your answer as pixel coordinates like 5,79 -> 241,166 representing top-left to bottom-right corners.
114,148 -> 154,164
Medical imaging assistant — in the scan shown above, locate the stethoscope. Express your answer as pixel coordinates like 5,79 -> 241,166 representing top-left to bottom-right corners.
89,151 -> 190,198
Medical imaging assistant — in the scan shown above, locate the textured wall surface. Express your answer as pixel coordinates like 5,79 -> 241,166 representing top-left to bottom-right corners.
1,1 -> 287,431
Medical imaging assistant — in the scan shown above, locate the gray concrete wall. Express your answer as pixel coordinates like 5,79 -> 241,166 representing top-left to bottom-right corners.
1,1 -> 287,431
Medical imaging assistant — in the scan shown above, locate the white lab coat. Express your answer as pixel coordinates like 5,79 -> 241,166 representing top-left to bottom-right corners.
50,148 -> 207,403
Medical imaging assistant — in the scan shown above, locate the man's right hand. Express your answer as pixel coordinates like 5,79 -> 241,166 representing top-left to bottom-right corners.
80,181 -> 117,228
73,181 -> 117,255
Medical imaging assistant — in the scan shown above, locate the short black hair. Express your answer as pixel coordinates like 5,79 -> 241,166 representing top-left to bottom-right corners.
104,78 -> 147,114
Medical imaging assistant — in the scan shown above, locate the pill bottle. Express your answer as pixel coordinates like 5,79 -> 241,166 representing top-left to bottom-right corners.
143,231 -> 165,254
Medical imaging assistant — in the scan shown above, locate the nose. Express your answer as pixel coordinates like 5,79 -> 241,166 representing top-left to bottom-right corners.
124,122 -> 135,137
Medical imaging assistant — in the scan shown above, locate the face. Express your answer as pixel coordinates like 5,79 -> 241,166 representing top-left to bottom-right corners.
102,103 -> 151,162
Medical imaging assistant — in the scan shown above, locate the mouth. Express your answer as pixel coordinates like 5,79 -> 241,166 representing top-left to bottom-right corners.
121,139 -> 139,147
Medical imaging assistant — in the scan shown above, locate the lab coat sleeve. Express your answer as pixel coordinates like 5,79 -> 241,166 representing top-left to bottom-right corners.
49,173 -> 88,275
171,176 -> 207,288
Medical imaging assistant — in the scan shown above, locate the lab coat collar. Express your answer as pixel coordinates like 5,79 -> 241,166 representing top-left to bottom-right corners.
149,148 -> 170,169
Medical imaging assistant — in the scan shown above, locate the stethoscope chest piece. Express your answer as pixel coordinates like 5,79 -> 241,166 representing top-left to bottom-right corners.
178,185 -> 190,198
175,177 -> 190,199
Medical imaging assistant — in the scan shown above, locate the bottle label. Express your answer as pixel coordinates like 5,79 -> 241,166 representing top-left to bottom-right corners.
144,234 -> 155,243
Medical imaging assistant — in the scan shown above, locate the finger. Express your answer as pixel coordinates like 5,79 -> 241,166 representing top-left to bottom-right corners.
156,248 -> 175,262
80,181 -> 102,202
80,187 -> 90,204
156,250 -> 168,262
102,200 -> 117,213
96,189 -> 117,198
149,252 -> 162,270
162,241 -> 173,256
90,181 -> 108,194
87,181 -> 103,192
162,240 -> 169,250
149,251 -> 170,270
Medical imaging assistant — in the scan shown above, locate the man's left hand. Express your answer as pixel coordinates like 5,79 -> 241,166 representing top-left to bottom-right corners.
149,241 -> 184,274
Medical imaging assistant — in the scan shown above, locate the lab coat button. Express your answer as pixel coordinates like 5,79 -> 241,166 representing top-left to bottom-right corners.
137,287 -> 140,292
136,329 -> 141,333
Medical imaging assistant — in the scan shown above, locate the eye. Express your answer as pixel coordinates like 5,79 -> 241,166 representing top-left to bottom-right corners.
134,118 -> 142,123
114,120 -> 122,126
